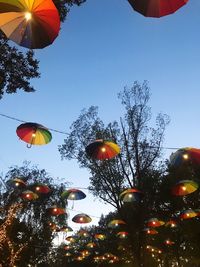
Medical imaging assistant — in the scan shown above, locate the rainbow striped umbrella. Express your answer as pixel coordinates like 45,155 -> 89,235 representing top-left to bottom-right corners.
86,242 -> 96,249
128,0 -> 189,18
86,139 -> 120,160
8,178 -> 26,188
16,122 -> 52,147
116,231 -> 128,239
164,239 -> 175,246
20,190 -> 38,200
179,209 -> 197,219
72,213 -> 92,224
60,226 -> 73,232
33,183 -> 51,194
146,218 -> 165,227
170,147 -> 200,167
108,219 -> 126,228
143,228 -> 158,235
61,188 -> 86,200
165,220 -> 177,228
94,233 -> 106,240
171,180 -> 198,196
65,236 -> 76,243
47,205 -> 66,216
119,188 -> 143,202
0,0 -> 60,49
77,229 -> 89,237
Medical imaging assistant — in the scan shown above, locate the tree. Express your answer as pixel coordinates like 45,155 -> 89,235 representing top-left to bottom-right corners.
59,81 -> 170,267
0,162 -> 69,267
0,0 -> 86,99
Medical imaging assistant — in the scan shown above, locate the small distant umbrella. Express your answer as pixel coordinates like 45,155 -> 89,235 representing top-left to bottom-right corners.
128,0 -> 189,18
97,236 -> 105,241
21,190 -> 38,200
77,229 -> 89,237
146,218 -> 165,227
64,245 -> 71,250
60,226 -> 73,232
165,220 -> 177,228
180,209 -> 197,219
108,219 -> 126,228
86,242 -> 96,249
72,213 -> 92,224
171,180 -> 198,196
33,183 -> 51,194
65,252 -> 71,257
16,122 -> 52,148
8,178 -> 26,188
0,0 -> 60,49
143,228 -> 158,235
86,139 -> 120,160
61,189 -> 86,200
65,236 -> 76,243
48,222 -> 57,231
194,209 -> 200,217
47,205 -> 66,216
116,231 -> 128,239
164,239 -> 175,246
120,188 -> 143,202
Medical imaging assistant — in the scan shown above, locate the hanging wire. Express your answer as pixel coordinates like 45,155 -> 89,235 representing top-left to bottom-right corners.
0,112 -> 181,150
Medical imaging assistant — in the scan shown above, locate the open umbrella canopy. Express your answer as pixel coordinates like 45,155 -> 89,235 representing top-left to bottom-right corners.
94,233 -> 106,240
170,147 -> 200,167
0,0 -> 60,49
60,226 -> 73,232
85,139 -> 120,160
86,242 -> 96,249
146,218 -> 165,227
72,213 -> 92,224
16,122 -> 52,147
47,205 -> 66,216
108,219 -> 126,228
119,188 -> 143,202
65,236 -> 76,243
143,228 -> 158,235
77,229 -> 89,237
20,190 -> 38,200
171,180 -> 198,196
128,0 -> 189,18
61,188 -> 86,200
165,220 -> 177,228
164,239 -> 175,246
116,231 -> 128,239
32,183 -> 51,194
7,177 -> 26,188
180,209 -> 197,219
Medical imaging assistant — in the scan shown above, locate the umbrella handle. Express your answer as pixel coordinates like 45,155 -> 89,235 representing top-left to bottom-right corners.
27,144 -> 32,149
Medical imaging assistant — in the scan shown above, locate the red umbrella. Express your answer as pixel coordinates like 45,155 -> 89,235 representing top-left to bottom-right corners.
128,0 -> 189,18
72,213 -> 92,224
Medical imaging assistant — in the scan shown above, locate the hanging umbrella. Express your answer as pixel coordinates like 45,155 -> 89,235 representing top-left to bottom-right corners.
143,228 -> 158,235
60,226 -> 73,232
65,236 -> 76,243
86,242 -> 96,249
179,209 -> 197,219
16,122 -> 52,147
116,231 -> 128,239
119,188 -> 143,202
171,180 -> 198,196
72,213 -> 92,224
47,205 -> 66,216
32,183 -> 51,194
94,233 -> 106,240
146,218 -> 165,227
170,147 -> 200,167
108,219 -> 126,228
165,220 -> 177,228
61,188 -> 86,200
164,239 -> 175,245
20,190 -> 38,200
0,0 -> 60,49
48,222 -> 57,231
127,0 -> 189,18
77,229 -> 89,237
86,139 -> 120,160
7,177 -> 26,188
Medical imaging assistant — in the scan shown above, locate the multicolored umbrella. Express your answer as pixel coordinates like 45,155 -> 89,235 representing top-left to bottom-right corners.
194,209 -> 200,217
179,209 -> 197,219
170,147 -> 200,167
0,0 -> 60,49
60,226 -> 73,232
47,205 -> 66,216
8,178 -> 26,188
146,218 -> 165,227
16,122 -> 52,147
33,183 -> 51,194
72,213 -> 92,224
86,139 -> 120,160
20,190 -> 38,200
171,180 -> 198,196
119,188 -> 143,202
61,188 -> 86,200
164,239 -> 175,246
143,228 -> 158,235
128,0 -> 189,18
116,231 -> 128,239
77,229 -> 89,237
165,220 -> 177,228
86,242 -> 96,249
65,236 -> 76,243
108,219 -> 126,228
94,233 -> 106,240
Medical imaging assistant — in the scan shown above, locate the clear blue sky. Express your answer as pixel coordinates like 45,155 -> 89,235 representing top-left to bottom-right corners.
0,0 -> 200,231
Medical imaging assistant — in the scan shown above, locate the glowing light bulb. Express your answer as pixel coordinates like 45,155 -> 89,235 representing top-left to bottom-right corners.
36,186 -> 40,191
182,186 -> 186,191
171,223 -> 175,227
152,221 -> 156,225
25,12 -> 32,21
71,193 -> 75,198
80,217 -> 83,221
15,182 -> 19,187
186,213 -> 189,217
54,208 -> 57,212
147,230 -> 150,234
32,133 -> 36,138
128,194 -> 133,198
101,147 -> 106,152
26,194 -> 30,198
183,153 -> 189,160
